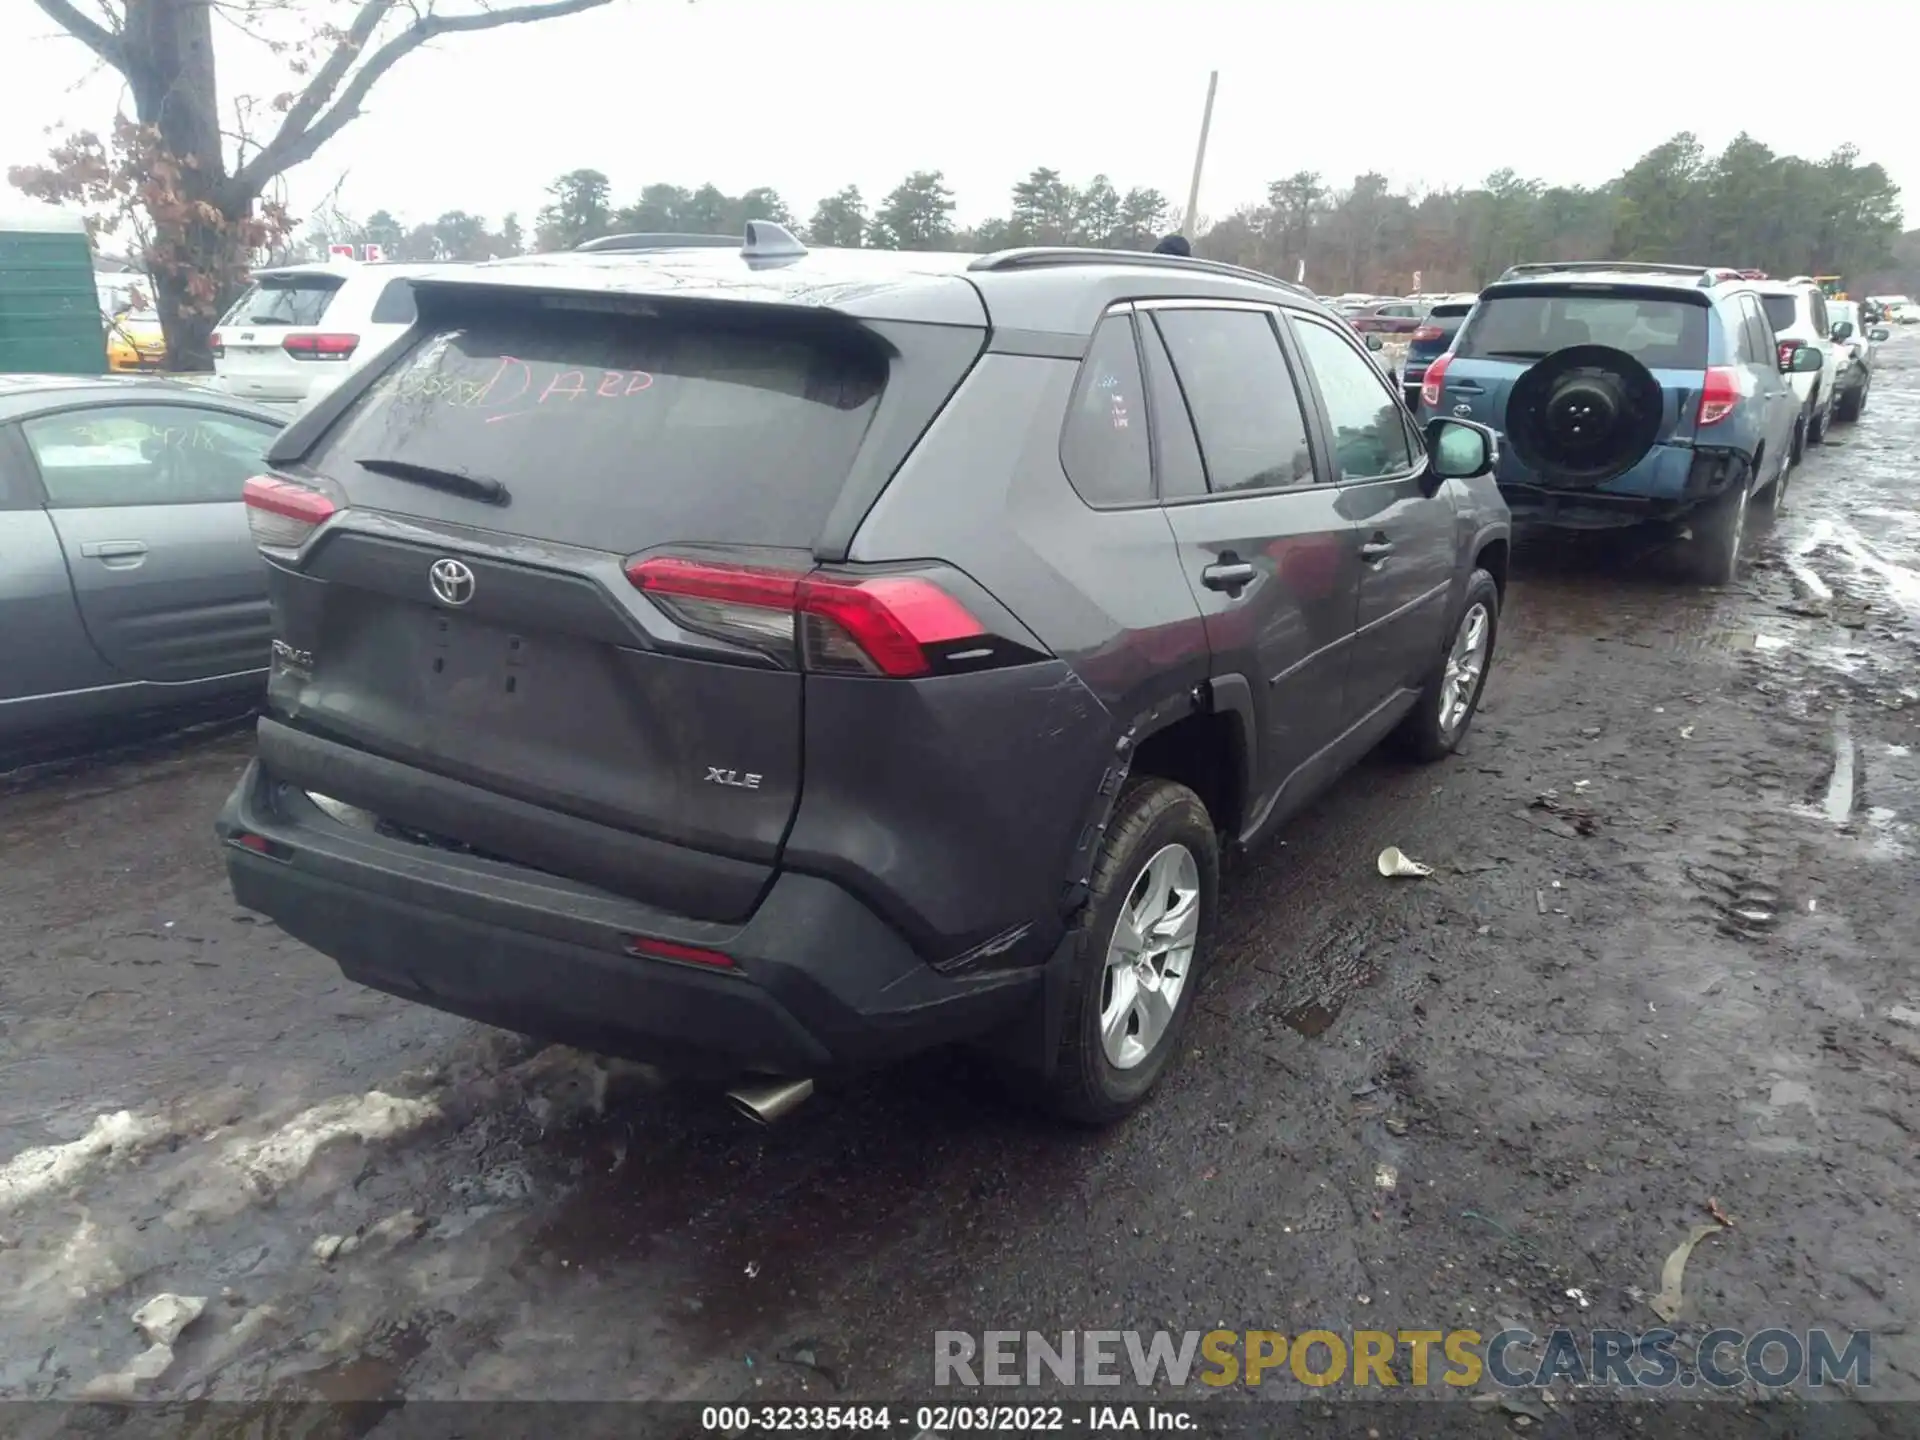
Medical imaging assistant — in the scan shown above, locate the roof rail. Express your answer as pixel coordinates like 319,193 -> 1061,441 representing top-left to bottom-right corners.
1495,260 -> 1730,288
968,246 -> 1314,298
574,221 -> 808,261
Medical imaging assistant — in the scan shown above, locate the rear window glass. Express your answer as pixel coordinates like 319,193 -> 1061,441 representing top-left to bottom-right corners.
1760,296 -> 1799,334
222,276 -> 343,327
316,304 -> 887,549
1456,293 -> 1707,368
369,279 -> 418,326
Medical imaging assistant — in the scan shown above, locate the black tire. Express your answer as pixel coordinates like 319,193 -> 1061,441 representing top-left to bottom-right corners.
1693,479 -> 1749,585
1393,568 -> 1501,762
1808,395 -> 1828,445
1789,413 -> 1807,467
1037,777 -> 1218,1125
1835,385 -> 1865,423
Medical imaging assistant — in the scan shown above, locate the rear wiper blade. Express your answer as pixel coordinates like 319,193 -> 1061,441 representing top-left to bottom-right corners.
1482,348 -> 1550,360
356,457 -> 510,505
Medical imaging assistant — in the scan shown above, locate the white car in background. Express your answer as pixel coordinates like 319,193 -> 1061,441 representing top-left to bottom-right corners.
1825,301 -> 1890,422
1753,278 -> 1844,447
211,261 -> 440,408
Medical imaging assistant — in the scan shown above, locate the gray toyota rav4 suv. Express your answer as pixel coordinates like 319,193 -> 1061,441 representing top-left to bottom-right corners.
220,223 -> 1510,1124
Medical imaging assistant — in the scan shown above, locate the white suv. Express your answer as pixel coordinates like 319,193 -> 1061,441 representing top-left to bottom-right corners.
1753,279 -> 1844,447
212,260 -> 443,408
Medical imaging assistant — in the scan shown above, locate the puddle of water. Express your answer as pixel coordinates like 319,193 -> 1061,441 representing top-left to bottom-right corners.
1796,518 -> 1920,618
1784,559 -> 1833,602
1281,1000 -> 1341,1038
289,1321 -> 430,1402
1823,726 -> 1856,825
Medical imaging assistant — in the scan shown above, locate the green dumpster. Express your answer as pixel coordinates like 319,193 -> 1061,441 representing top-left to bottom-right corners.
0,205 -> 108,375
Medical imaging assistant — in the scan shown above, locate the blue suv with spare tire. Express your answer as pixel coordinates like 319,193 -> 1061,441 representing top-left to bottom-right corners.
1419,262 -> 1817,583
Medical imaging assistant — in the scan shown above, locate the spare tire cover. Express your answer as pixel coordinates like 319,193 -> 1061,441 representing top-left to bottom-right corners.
1505,344 -> 1664,488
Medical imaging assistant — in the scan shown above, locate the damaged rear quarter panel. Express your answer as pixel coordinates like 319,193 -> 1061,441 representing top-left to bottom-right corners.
780,661 -> 1110,969
820,351 -> 1217,968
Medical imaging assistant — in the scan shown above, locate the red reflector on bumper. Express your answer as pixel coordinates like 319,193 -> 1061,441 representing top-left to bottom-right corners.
627,936 -> 735,969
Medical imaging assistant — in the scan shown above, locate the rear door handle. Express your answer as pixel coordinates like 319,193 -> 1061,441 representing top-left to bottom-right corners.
80,540 -> 148,560
1200,560 -> 1257,593
1360,540 -> 1394,562
1450,381 -> 1485,395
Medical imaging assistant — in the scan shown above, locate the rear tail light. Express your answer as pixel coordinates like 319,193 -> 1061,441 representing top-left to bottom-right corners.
210,332 -> 225,360
282,333 -> 360,361
244,475 -> 338,553
1410,325 -> 1445,343
1419,353 -> 1452,409
1777,338 -> 1804,370
1698,365 -> 1741,426
627,555 -> 995,678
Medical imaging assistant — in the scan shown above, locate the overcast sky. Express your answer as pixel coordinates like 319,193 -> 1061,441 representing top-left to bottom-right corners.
2,0 -> 1913,236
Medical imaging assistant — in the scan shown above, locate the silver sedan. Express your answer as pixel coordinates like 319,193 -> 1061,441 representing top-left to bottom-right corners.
0,375 -> 286,746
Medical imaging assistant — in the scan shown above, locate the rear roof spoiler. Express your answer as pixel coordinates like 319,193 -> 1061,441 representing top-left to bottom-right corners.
969,246 -> 1315,299
575,220 -> 808,261
1495,260 -> 1732,289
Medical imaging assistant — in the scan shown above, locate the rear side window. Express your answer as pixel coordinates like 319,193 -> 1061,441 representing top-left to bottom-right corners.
1153,309 -> 1315,494
1760,295 -> 1800,336
316,303 -> 887,549
1060,314 -> 1152,507
221,276 -> 343,328
1740,297 -> 1775,364
368,279 -> 419,326
1138,320 -> 1208,502
1722,301 -> 1756,364
23,404 -> 277,508
1457,292 -> 1707,369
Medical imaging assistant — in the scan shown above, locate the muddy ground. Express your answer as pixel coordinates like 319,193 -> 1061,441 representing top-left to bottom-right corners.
1,340 -> 1917,1426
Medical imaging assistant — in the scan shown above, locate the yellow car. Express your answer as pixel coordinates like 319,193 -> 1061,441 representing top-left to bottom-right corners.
105,309 -> 166,372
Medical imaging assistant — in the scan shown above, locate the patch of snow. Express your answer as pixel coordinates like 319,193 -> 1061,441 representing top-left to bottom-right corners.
0,1111 -> 169,1212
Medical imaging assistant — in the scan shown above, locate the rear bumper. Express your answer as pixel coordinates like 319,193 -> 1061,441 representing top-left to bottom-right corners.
217,759 -> 1050,1079
214,365 -> 332,403
1498,442 -> 1752,531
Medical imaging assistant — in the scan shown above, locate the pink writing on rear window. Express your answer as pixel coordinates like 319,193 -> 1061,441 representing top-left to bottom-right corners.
390,355 -> 653,421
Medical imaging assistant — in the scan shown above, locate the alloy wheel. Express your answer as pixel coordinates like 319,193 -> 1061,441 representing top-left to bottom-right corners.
1099,843 -> 1201,1070
1439,602 -> 1492,736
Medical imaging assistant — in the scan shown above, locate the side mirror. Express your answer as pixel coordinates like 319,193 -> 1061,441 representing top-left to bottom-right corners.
1869,327 -> 1890,342
1364,333 -> 1384,352
1786,345 -> 1824,374
1423,416 -> 1497,487
1830,321 -> 1854,342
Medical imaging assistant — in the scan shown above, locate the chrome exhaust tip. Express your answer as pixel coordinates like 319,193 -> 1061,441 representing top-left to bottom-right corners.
725,1077 -> 814,1125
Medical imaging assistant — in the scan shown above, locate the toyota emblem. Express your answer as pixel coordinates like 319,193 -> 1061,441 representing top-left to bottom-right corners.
429,558 -> 476,606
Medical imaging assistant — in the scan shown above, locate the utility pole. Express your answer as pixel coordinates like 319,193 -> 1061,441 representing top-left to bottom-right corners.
1182,71 -> 1218,241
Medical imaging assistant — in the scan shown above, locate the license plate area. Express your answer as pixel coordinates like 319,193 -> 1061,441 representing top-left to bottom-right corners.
420,609 -> 534,707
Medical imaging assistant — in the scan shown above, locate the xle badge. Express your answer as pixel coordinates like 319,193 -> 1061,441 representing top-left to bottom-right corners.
705,768 -> 763,790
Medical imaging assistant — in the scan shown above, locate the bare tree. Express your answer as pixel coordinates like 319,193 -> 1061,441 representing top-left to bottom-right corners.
11,0 -> 613,368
